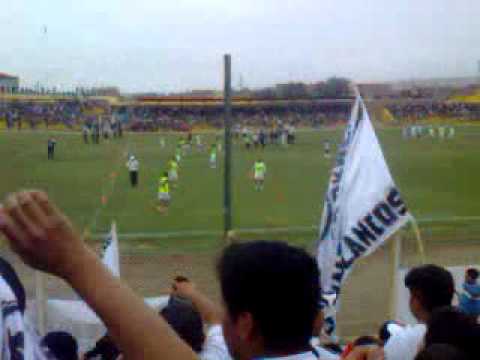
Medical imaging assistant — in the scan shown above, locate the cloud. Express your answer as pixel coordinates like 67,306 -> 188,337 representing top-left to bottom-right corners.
0,0 -> 479,92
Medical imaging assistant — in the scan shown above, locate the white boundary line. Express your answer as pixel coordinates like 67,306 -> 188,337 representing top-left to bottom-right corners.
91,216 -> 480,239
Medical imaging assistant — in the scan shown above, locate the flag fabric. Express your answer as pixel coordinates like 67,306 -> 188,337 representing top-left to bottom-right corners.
0,276 -> 47,360
102,222 -> 120,277
316,95 -> 411,305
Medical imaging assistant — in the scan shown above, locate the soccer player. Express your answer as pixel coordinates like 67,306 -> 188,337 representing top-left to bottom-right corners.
439,126 -> 446,140
157,172 -> 170,213
324,140 -> 331,159
253,159 -> 267,191
168,157 -> 179,187
209,144 -> 217,169
448,126 -> 455,139
175,143 -> 182,163
216,133 -> 222,153
82,124 -> 90,144
47,138 -> 57,160
195,134 -> 204,152
159,136 -> 166,149
126,155 -> 139,187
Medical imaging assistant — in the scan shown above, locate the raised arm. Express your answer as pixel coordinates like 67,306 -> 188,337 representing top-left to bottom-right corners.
172,277 -> 223,325
0,191 -> 197,360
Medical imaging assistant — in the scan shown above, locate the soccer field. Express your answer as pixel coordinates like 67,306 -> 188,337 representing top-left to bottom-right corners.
1,127 -> 480,251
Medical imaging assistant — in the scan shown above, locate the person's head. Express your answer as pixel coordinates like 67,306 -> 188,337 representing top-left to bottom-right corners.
424,306 -> 479,357
465,268 -> 479,284
160,295 -> 205,353
41,331 -> 79,360
217,241 -> 319,360
163,171 -> 169,178
404,264 -> 454,322
0,258 -> 25,314
415,344 -> 469,360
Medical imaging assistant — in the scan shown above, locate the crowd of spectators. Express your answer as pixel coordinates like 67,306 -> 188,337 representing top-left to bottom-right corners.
3,98 -> 480,133
387,101 -> 480,121
0,100 -> 351,131
0,191 -> 479,360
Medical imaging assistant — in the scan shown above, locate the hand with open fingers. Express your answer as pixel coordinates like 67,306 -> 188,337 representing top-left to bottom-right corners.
0,191 -> 91,280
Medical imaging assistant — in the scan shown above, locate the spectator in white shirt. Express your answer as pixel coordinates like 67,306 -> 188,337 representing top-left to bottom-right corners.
217,241 -> 339,360
384,265 -> 455,360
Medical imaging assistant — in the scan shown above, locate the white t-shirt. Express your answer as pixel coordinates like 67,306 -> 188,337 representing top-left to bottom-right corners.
126,159 -> 139,172
260,347 -> 340,360
383,324 -> 426,360
200,325 -> 231,360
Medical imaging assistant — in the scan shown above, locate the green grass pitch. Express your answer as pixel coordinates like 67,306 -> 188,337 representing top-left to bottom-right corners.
1,127 -> 479,251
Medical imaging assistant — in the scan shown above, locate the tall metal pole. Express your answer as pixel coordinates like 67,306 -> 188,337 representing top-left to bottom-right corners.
223,54 -> 233,236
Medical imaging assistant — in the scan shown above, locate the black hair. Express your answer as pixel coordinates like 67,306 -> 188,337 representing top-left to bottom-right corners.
322,343 -> 343,355
0,258 -> 26,314
217,240 -> 319,352
415,344 -> 469,360
466,268 -> 479,280
404,264 -> 454,313
160,295 -> 205,353
424,306 -> 479,358
353,335 -> 381,347
84,334 -> 120,360
41,331 -> 78,360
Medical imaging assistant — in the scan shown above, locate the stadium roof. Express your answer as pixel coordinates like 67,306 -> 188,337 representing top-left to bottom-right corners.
0,72 -> 18,79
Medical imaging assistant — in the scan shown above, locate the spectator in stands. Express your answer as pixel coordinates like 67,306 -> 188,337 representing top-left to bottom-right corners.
459,267 -> 480,319
423,306 -> 479,359
383,264 -> 455,360
41,331 -> 79,360
168,276 -> 231,359
84,334 -> 121,360
415,344 -> 469,360
217,241 -> 339,360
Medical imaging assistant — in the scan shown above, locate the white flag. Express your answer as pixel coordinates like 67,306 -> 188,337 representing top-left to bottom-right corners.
317,95 -> 411,300
102,222 -> 120,277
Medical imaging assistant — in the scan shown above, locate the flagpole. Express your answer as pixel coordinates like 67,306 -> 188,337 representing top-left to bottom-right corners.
409,217 -> 426,264
389,234 -> 402,319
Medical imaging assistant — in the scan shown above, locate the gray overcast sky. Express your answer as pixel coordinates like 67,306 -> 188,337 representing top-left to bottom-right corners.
1,0 -> 479,92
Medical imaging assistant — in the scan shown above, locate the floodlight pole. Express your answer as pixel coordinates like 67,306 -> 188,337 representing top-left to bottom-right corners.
223,54 -> 233,236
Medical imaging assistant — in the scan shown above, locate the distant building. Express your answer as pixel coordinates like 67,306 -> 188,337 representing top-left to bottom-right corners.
91,86 -> 121,96
0,72 -> 19,93
357,83 -> 394,99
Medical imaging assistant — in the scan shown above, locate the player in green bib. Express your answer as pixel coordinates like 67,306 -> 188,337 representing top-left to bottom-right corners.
253,159 -> 267,191
157,171 -> 171,213
168,157 -> 179,187
209,144 -> 217,169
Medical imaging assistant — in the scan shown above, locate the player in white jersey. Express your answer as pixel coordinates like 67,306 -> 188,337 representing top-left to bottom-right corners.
438,126 -> 446,140
448,126 -> 455,139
